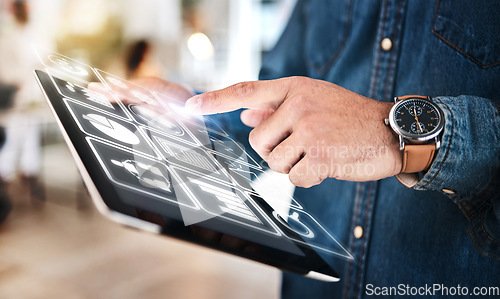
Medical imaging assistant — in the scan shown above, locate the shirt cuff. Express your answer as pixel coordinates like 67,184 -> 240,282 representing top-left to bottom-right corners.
414,95 -> 500,259
414,95 -> 500,197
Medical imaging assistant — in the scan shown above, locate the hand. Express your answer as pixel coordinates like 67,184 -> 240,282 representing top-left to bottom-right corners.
185,76 -> 402,187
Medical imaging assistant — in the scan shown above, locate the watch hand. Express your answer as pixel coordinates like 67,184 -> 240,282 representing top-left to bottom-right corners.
413,107 -> 423,133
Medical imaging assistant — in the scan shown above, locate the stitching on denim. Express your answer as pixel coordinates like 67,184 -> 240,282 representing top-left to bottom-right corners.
466,227 -> 500,261
422,97 -> 453,187
431,30 -> 500,68
383,0 -> 404,101
354,181 -> 375,297
463,168 -> 500,217
432,0 -> 500,68
343,182 -> 364,299
491,99 -> 500,115
480,205 -> 500,246
463,196 -> 490,219
433,0 -> 440,30
369,0 -> 389,99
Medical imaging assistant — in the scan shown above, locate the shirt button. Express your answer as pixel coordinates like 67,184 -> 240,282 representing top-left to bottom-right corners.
381,38 -> 392,51
442,188 -> 456,194
354,226 -> 363,239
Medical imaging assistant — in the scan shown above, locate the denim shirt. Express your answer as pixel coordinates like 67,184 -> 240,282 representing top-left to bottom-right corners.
210,0 -> 500,298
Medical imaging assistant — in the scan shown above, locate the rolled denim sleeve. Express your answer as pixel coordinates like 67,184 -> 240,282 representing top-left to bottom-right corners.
415,95 -> 500,259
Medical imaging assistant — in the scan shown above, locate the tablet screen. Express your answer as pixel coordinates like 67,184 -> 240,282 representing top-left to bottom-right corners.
34,49 -> 352,279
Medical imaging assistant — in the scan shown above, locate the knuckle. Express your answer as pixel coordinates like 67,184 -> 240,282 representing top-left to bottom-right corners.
231,81 -> 255,98
288,76 -> 308,87
290,94 -> 309,108
296,116 -> 317,136
267,150 -> 289,174
201,90 -> 218,104
266,151 -> 279,167
289,174 -> 314,188
283,95 -> 314,119
289,158 -> 326,188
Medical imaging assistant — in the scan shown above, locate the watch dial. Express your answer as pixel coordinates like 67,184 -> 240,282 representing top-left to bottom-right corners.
394,99 -> 441,136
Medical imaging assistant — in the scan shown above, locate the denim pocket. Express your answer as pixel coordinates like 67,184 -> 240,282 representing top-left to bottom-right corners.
304,0 -> 352,75
432,0 -> 500,68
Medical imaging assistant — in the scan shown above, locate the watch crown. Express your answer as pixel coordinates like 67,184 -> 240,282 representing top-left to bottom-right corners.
384,118 -> 390,126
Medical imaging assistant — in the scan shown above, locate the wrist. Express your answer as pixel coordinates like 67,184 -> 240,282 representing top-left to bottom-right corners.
380,102 -> 403,176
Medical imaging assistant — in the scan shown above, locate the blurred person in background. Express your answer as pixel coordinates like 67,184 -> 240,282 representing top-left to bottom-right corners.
0,0 -> 45,219
125,39 -> 162,79
135,0 -> 500,297
0,59 -> 17,222
0,78 -> 16,223
0,123 -> 10,223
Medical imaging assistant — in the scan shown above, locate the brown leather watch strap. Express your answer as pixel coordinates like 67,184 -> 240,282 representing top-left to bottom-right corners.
397,95 -> 426,101
401,143 -> 436,173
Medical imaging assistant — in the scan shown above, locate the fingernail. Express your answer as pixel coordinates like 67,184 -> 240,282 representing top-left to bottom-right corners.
185,96 -> 202,112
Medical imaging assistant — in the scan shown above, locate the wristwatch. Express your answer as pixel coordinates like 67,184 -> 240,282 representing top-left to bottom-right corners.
385,95 -> 445,187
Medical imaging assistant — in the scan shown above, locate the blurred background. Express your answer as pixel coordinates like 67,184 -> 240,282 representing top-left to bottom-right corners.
0,0 -> 297,298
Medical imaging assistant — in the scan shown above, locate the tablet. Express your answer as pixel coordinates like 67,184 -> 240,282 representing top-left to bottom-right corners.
34,52 -> 352,282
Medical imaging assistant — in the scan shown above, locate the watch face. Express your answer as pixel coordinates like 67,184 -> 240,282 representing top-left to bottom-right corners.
391,98 -> 444,140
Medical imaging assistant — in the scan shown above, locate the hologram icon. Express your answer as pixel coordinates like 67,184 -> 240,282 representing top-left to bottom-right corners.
34,47 -> 101,84
49,73 -> 132,120
190,177 -> 261,224
65,99 -> 158,159
111,159 -> 172,192
95,69 -> 161,107
130,105 -> 185,138
82,87 -> 114,109
82,113 -> 141,145
87,138 -> 199,210
64,81 -> 114,109
273,211 -> 314,239
223,159 -> 264,189
208,136 -> 262,170
155,137 -> 217,173
272,208 -> 353,260
172,165 -> 281,233
48,55 -> 89,77
143,126 -> 233,185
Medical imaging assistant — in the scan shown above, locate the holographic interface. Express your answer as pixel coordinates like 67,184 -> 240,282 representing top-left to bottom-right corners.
34,48 -> 352,260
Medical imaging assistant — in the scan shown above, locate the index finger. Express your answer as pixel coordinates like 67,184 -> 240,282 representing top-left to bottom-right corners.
184,78 -> 291,115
